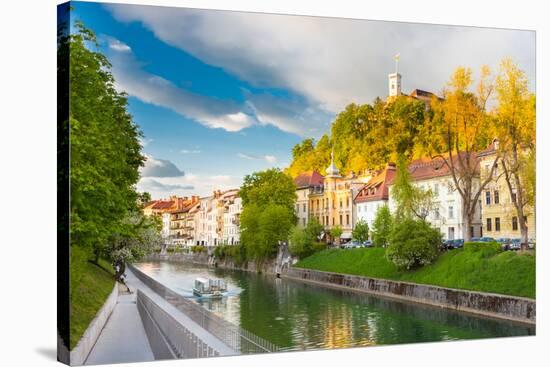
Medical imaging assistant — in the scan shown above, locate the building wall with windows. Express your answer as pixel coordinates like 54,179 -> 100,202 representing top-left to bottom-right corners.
307,154 -> 355,242
355,164 -> 396,233
387,157 -> 482,240
479,147 -> 536,240
294,171 -> 325,228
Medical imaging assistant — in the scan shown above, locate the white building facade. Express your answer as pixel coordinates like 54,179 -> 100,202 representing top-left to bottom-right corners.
387,158 -> 482,240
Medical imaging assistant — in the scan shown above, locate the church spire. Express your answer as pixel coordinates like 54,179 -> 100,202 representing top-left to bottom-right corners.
325,146 -> 341,177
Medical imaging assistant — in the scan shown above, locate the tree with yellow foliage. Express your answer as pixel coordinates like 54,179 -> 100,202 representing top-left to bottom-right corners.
493,58 -> 536,249
422,66 -> 497,241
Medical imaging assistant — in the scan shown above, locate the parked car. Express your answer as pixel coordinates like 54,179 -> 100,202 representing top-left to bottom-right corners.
442,239 -> 454,250
470,237 -> 481,242
479,237 -> 496,243
509,238 -> 521,251
496,238 -> 512,250
528,239 -> 536,250
362,240 -> 373,248
450,239 -> 464,249
344,240 -> 362,249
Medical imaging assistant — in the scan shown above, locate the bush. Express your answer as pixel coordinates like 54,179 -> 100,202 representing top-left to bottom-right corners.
289,226 -> 327,259
386,218 -> 441,270
371,205 -> 393,247
191,245 -> 206,253
212,244 -> 247,264
352,219 -> 369,242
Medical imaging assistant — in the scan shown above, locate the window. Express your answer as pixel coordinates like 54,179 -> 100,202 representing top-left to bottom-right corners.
495,217 -> 501,231
485,191 -> 491,205
340,200 -> 343,208
339,215 -> 343,225
347,198 -> 350,207
434,208 -> 440,220
512,216 -> 518,231
448,206 -> 454,219
346,214 -> 350,225
447,181 -> 453,194
302,218 -> 306,226
511,192 -> 517,203
494,190 -> 499,204
332,217 -> 335,226
434,183 -> 439,195
303,203 -> 306,212
486,218 -> 492,231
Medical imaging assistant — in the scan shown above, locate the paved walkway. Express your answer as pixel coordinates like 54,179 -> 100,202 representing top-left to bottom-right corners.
85,285 -> 154,365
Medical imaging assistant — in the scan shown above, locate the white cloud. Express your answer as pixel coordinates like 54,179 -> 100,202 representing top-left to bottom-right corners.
141,154 -> 185,177
137,173 -> 242,199
107,38 -> 131,52
103,39 -> 258,133
107,4 -> 535,117
180,149 -> 201,154
237,152 -> 278,164
264,155 -> 277,164
138,178 -> 194,191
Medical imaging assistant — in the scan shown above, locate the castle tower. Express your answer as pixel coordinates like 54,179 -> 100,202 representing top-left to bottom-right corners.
388,53 -> 402,97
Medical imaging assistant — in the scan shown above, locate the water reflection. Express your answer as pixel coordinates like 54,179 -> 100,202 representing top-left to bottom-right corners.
134,262 -> 534,351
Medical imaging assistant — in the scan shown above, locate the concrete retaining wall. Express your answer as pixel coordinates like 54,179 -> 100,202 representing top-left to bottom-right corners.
70,283 -> 118,366
284,267 -> 536,325
145,253 -> 279,275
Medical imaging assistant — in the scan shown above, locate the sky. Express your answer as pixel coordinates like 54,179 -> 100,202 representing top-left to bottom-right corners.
69,1 -> 535,199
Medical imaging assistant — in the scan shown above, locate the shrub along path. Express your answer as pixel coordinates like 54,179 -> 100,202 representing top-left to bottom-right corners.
295,247 -> 535,299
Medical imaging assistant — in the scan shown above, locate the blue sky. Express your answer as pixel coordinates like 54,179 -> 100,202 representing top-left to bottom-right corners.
68,1 -> 535,199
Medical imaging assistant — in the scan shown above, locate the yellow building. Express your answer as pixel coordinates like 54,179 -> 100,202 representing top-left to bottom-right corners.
308,152 -> 355,243
478,142 -> 535,240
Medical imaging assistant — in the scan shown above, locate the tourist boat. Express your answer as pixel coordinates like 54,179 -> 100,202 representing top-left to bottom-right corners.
193,277 -> 228,298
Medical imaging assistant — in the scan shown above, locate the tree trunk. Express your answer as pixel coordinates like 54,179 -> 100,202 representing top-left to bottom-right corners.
462,200 -> 472,242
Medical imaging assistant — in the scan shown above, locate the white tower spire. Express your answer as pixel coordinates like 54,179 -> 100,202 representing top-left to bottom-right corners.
388,53 -> 402,97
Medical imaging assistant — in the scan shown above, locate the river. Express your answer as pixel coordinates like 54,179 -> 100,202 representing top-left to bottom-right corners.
134,261 -> 534,351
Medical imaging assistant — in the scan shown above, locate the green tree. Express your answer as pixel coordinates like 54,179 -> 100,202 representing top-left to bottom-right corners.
239,169 -> 297,263
352,219 -> 369,242
289,226 -> 311,258
107,213 -> 162,279
371,205 -> 393,247
287,96 -> 425,178
386,218 -> 441,270
391,155 -> 436,220
305,217 -> 324,242
65,21 -> 145,258
239,168 -> 297,211
330,225 -> 343,246
289,218 -> 326,259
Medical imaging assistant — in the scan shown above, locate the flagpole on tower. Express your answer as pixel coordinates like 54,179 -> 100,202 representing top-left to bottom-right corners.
394,53 -> 400,74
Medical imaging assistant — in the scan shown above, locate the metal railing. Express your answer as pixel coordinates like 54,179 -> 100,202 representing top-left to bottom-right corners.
130,265 -> 279,354
137,290 -> 220,359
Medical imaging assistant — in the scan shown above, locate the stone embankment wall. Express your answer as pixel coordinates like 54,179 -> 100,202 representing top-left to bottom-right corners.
145,253 -> 280,275
284,267 -> 536,325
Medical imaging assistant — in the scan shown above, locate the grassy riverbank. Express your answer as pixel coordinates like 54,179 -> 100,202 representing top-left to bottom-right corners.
295,247 -> 535,299
70,247 -> 115,349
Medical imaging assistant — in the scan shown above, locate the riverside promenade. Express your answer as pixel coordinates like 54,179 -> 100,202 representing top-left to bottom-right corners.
85,279 -> 154,364
84,266 -> 235,365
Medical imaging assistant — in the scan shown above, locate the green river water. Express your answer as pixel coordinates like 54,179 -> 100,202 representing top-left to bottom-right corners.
134,261 -> 534,352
